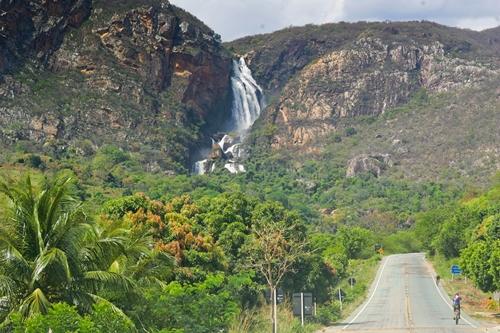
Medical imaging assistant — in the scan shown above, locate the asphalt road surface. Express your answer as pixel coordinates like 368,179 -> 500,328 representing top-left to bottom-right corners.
323,253 -> 489,333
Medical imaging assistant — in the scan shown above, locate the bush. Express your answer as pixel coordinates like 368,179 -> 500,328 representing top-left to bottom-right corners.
8,302 -> 136,333
87,301 -> 136,333
315,301 -> 341,325
136,275 -> 239,333
10,303 -> 93,333
344,127 -> 357,137
26,154 -> 45,169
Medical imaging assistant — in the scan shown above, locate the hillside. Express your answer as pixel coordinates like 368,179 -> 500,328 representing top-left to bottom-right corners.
0,0 -> 231,172
228,21 -> 500,182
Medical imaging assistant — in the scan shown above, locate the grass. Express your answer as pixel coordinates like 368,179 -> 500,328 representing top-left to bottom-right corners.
226,256 -> 382,333
337,255 -> 382,320
429,254 -> 500,325
228,303 -> 321,333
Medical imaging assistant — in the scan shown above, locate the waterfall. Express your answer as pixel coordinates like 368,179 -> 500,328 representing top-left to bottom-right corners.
230,57 -> 264,132
193,57 -> 263,175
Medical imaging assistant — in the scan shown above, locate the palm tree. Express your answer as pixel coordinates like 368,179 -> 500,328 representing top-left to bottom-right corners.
0,176 -> 146,323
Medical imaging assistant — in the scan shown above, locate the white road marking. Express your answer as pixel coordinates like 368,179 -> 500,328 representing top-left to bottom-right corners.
423,255 -> 478,329
342,255 -> 391,330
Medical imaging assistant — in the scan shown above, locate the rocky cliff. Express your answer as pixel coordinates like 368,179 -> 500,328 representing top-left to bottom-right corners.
0,0 -> 231,171
228,22 -> 500,180
1,6 -> 499,179
228,22 -> 500,151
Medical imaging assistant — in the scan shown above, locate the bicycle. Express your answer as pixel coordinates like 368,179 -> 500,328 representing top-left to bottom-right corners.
453,306 -> 460,325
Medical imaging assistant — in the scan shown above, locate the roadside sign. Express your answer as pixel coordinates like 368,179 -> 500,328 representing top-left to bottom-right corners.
293,292 -> 313,317
338,288 -> 346,301
348,277 -> 356,287
451,265 -> 462,274
265,288 -> 285,304
277,289 -> 284,304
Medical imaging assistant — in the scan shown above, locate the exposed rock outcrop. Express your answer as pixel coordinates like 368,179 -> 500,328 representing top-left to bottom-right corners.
269,38 -> 499,149
346,153 -> 394,178
0,0 -> 92,75
0,0 -> 232,170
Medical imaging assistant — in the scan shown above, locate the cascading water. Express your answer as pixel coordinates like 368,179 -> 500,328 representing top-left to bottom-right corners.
230,57 -> 264,132
193,57 -> 264,175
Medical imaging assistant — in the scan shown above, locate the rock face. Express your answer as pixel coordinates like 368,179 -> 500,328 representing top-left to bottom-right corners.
346,154 -> 393,178
0,0 -> 92,74
0,0 -> 231,170
228,22 -> 500,151
270,38 -> 498,149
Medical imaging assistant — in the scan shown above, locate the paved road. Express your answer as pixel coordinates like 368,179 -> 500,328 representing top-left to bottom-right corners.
323,253 -> 488,333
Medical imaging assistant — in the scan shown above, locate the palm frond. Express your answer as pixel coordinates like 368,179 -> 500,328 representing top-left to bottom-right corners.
31,203 -> 44,256
83,270 -> 136,293
44,178 -> 71,235
0,235 -> 30,272
81,236 -> 127,270
0,275 -> 17,301
64,289 -> 95,313
30,248 -> 72,288
18,288 -> 51,317
88,294 -> 131,319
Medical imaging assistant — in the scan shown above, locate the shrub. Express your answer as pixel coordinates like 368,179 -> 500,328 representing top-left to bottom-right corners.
344,127 -> 357,137
315,301 -> 341,325
8,302 -> 136,333
26,154 -> 45,169
10,303 -> 94,333
87,301 -> 136,333
136,275 -> 239,333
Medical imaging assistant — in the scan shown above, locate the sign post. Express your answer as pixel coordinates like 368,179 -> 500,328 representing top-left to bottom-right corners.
348,277 -> 356,289
300,292 -> 304,326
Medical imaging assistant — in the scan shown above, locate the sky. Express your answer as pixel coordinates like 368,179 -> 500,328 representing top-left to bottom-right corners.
169,0 -> 500,41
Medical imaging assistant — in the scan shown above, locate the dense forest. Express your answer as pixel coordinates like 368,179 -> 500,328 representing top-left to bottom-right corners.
0,162 -> 498,332
0,173 -> 377,332
415,179 -> 500,293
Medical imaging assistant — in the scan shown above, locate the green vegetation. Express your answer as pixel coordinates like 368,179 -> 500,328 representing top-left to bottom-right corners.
0,174 -> 380,332
1,137 -> 497,332
415,179 -> 500,293
0,177 -> 143,319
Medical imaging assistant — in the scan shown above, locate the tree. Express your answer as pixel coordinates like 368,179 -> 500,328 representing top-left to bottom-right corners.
0,176 -> 140,324
337,226 -> 373,259
133,274 -> 238,333
9,301 -> 136,333
460,214 -> 500,292
414,207 -> 451,254
243,202 -> 308,333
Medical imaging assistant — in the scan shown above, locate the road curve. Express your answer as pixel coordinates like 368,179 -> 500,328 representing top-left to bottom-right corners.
322,253 -> 486,333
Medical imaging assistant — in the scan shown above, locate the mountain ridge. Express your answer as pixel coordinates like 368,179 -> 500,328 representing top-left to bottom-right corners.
0,2 -> 499,181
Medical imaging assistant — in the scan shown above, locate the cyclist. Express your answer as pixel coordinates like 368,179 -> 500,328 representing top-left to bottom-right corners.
453,293 -> 462,322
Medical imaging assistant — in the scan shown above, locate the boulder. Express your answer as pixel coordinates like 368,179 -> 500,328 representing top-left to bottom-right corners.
346,153 -> 393,178
208,143 -> 225,160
